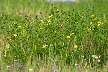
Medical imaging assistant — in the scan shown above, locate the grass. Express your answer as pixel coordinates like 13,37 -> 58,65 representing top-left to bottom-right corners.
0,0 -> 108,72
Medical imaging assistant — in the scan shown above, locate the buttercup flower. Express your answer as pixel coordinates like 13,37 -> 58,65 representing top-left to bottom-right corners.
58,22 -> 63,28
42,44 -> 48,48
91,14 -> 95,18
70,33 -> 74,36
48,14 -> 53,18
90,22 -> 93,25
97,21 -> 102,24
54,30 -> 56,33
97,23 -> 101,26
13,34 -> 17,37
74,44 -> 78,49
66,36 -> 70,39
18,26 -> 21,28
97,20 -> 103,26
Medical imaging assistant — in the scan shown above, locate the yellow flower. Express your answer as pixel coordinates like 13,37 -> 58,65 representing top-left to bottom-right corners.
70,33 -> 74,36
54,30 -> 56,33
97,23 -> 101,26
74,44 -> 78,49
90,22 -> 93,25
48,14 -> 53,18
91,14 -> 95,18
13,34 -> 17,37
60,24 -> 63,27
97,20 -> 103,26
97,21 -> 102,24
58,23 -> 63,28
42,44 -> 48,48
66,36 -> 70,39
18,26 -> 21,28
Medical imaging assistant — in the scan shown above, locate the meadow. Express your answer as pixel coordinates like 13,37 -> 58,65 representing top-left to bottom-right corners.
0,0 -> 108,72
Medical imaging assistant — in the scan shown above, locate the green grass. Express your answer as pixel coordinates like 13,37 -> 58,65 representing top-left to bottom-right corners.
0,0 -> 108,72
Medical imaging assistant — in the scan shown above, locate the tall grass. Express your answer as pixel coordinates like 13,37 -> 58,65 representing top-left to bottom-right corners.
0,0 -> 108,72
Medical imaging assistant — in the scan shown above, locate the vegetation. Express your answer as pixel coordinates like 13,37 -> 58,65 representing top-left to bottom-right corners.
0,0 -> 108,72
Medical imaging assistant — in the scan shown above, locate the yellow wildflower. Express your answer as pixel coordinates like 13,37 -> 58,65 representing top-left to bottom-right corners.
91,14 -> 95,18
74,44 -> 78,49
97,20 -> 103,26
13,34 -> 17,37
18,26 -> 21,28
54,30 -> 56,33
60,24 -> 63,27
90,22 -> 93,25
70,33 -> 74,36
66,36 -> 70,39
58,23 -> 63,28
42,44 -> 48,48
97,23 -> 101,26
48,14 -> 53,18
97,21 -> 102,24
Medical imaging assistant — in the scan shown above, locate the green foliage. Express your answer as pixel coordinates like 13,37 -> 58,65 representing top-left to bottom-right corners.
0,0 -> 108,71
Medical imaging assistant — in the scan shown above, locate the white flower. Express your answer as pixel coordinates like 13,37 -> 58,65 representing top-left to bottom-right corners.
98,60 -> 100,62
29,68 -> 33,72
84,59 -> 86,60
7,66 -> 11,70
99,56 -> 101,58
14,60 -> 17,62
81,55 -> 84,58
74,50 -> 77,52
95,56 -> 98,59
92,55 -> 96,58
75,64 -> 78,66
